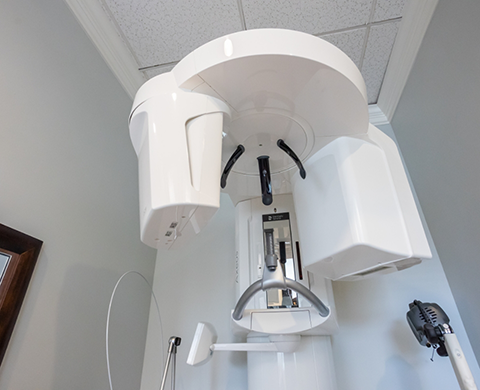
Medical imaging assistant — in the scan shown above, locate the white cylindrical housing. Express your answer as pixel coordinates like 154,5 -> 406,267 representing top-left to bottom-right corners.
247,335 -> 337,390
129,73 -> 230,249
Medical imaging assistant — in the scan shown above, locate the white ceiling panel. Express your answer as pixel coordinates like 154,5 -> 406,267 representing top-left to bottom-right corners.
373,0 -> 406,22
362,21 -> 400,104
241,0 -> 374,35
320,27 -> 367,69
101,0 -> 243,67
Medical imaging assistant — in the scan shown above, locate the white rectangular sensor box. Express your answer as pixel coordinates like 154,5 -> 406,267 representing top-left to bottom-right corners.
291,125 -> 432,280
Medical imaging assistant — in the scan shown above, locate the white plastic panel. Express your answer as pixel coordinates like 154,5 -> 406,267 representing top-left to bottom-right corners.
291,125 -> 431,280
170,29 -> 370,203
367,125 -> 432,261
187,322 -> 217,366
186,114 -> 224,192
129,73 -> 230,249
251,310 -> 311,334
221,112 -> 311,176
233,194 -> 338,335
173,29 -> 368,104
247,335 -> 336,390
234,307 -> 336,335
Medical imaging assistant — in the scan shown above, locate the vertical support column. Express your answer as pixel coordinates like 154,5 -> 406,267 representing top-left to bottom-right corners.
247,335 -> 337,390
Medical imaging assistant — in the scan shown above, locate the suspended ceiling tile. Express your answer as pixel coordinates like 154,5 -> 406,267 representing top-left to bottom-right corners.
101,0 -> 243,67
320,27 -> 367,69
241,0 -> 374,35
362,21 -> 400,104
373,0 -> 406,22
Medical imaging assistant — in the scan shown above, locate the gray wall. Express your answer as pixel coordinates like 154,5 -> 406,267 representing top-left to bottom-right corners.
0,0 -> 156,388
392,0 -> 480,362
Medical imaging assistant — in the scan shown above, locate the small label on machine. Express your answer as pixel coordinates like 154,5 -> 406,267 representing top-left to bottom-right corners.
262,212 -> 290,222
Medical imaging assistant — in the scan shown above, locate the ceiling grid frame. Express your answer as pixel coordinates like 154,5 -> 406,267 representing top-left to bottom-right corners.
358,0 -> 378,70
236,0 -> 247,31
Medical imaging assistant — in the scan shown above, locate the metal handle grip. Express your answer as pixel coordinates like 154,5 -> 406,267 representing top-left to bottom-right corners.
232,278 -> 330,321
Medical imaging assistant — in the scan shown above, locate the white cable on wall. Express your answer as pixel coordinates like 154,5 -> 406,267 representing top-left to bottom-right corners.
106,271 -> 165,390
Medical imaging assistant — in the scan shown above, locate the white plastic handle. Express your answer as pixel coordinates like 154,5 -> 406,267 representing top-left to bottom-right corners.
444,333 -> 478,390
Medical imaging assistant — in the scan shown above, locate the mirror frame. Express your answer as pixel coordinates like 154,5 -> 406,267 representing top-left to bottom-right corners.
0,224 -> 42,365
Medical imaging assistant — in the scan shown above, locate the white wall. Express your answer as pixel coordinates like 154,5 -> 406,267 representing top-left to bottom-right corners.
0,0 -> 156,389
391,0 -> 480,364
141,125 -> 479,390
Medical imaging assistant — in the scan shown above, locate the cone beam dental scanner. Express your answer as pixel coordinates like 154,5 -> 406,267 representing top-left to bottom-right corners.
129,29 -> 433,390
